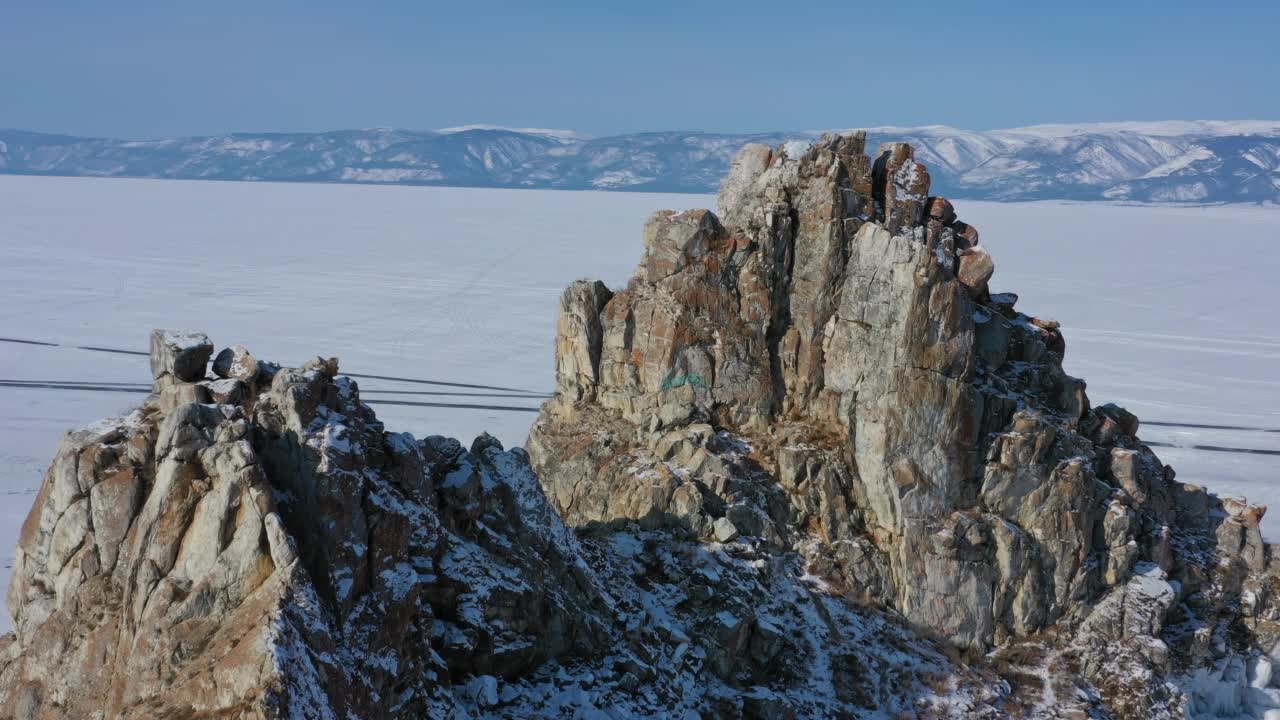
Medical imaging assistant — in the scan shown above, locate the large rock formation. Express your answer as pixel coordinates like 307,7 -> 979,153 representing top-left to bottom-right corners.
528,133 -> 1280,718
2,133 -> 1278,719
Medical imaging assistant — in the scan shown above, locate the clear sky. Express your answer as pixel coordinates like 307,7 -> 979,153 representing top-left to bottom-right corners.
4,0 -> 1277,138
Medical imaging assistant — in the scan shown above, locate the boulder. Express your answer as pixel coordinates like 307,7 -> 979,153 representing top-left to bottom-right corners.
953,220 -> 980,249
148,329 -> 213,382
957,246 -> 995,296
926,196 -> 957,225
640,209 -> 722,282
211,345 -> 259,382
1096,402 -> 1140,437
201,377 -> 246,405
156,379 -> 211,412
712,517 -> 739,543
1,339 -> 613,719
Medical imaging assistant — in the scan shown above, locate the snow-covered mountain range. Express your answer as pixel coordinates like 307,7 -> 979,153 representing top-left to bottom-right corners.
2,120 -> 1279,202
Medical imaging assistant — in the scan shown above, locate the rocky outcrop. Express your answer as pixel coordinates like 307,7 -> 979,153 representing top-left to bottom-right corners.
1,331 -> 623,718
3,133 -> 1279,719
529,133 -> 1280,717
0,329 -> 1006,718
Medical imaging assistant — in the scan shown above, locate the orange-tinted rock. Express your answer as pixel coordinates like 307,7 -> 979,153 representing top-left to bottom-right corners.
957,246 -> 995,296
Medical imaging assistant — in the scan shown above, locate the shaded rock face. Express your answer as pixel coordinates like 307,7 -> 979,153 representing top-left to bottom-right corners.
529,134 -> 1280,717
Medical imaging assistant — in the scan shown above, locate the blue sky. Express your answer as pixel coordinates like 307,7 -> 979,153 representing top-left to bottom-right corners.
3,0 -> 1277,138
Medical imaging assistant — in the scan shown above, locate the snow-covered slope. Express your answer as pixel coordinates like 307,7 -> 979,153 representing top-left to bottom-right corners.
2,121 -> 1279,202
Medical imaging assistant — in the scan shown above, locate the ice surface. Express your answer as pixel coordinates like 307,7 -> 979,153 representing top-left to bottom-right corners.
0,174 -> 1277,633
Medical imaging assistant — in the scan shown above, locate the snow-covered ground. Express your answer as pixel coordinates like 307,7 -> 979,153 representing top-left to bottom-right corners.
1,175 -> 1276,632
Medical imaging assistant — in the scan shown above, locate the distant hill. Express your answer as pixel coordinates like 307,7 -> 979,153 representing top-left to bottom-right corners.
2,120 -> 1278,203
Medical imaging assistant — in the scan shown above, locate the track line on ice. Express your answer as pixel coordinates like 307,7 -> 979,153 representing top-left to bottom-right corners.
0,379 -> 148,388
1143,441 -> 1280,457
1068,327 -> 1280,351
0,381 -> 543,414
0,381 -> 146,394
0,379 -> 547,399
0,337 -> 58,348
343,372 -> 538,393
361,389 -> 550,399
1143,420 -> 1280,434
6,345 -> 1274,443
6,381 -> 1277,450
74,345 -> 147,356
0,336 -> 548,394
364,399 -> 540,413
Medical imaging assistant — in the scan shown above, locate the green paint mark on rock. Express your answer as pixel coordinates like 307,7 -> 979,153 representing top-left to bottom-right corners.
661,373 -> 709,391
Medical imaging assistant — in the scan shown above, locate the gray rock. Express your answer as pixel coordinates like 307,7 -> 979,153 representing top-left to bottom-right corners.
155,379 -> 212,413
553,280 -> 613,403
469,431 -> 503,455
201,378 -> 246,405
149,329 -> 213,382
211,345 -> 259,382
712,517 -> 739,543
640,209 -> 721,282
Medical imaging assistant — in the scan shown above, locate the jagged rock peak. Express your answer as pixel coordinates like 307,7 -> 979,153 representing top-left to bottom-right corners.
0,332 -> 622,718
529,133 -> 1280,718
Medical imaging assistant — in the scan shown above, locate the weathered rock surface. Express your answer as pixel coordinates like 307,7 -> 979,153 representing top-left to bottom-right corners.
149,329 -> 213,382
212,344 -> 260,382
3,132 -> 1278,719
0,331 -> 1005,718
529,133 -> 1280,718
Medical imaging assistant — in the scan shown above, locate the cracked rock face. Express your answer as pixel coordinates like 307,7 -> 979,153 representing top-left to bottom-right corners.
529,133 -> 1280,717
3,134 -> 1279,719
0,328 -> 1006,719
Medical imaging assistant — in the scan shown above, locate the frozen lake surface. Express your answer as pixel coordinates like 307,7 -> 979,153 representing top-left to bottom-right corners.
1,175 -> 1277,630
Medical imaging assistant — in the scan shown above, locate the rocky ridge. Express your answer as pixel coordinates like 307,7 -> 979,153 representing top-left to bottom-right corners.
3,121 -> 1279,202
1,133 -> 1278,719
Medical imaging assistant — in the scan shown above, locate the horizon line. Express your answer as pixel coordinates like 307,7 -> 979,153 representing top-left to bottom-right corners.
5,118 -> 1280,144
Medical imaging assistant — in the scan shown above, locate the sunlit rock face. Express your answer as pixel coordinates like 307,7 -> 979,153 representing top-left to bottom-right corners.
530,133 -> 1280,718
